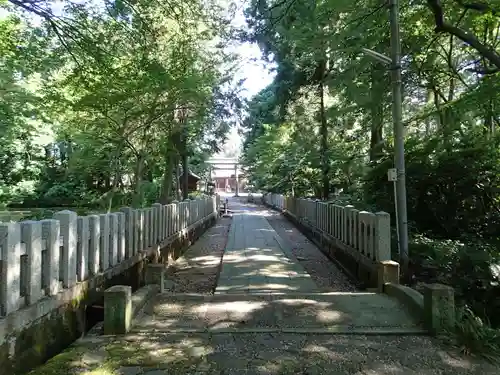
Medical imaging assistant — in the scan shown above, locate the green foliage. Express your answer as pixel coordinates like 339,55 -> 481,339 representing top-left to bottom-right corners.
0,0 -> 242,209
411,235 -> 500,325
441,305 -> 500,362
365,134 -> 500,241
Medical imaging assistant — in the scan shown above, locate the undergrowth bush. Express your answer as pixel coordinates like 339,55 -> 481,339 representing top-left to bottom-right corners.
440,306 -> 500,362
410,235 -> 500,327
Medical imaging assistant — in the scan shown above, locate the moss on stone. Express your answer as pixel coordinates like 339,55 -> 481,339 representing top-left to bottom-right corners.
26,347 -> 84,375
0,341 -> 13,375
104,341 -> 160,367
70,285 -> 90,309
103,340 -> 202,370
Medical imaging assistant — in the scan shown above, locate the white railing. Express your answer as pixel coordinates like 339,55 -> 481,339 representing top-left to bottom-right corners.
263,193 -> 391,264
0,195 -> 219,317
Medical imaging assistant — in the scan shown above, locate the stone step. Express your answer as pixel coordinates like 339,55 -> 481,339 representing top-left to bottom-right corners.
133,292 -> 424,335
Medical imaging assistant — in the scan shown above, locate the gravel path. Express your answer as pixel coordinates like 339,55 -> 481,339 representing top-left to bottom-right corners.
162,217 -> 231,293
30,332 -> 500,375
265,210 -> 357,292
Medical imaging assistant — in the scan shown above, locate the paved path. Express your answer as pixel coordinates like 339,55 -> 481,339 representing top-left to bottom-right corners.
29,197 -> 500,375
215,212 -> 319,294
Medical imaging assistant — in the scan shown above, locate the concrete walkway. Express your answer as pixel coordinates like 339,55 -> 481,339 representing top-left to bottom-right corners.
215,212 -> 318,294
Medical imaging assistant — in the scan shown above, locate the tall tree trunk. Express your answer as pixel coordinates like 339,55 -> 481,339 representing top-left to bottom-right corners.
319,76 -> 329,200
425,88 -> 434,136
180,117 -> 189,200
132,153 -> 145,207
484,98 -> 494,135
369,66 -> 385,161
182,151 -> 189,200
107,143 -> 123,212
160,149 -> 175,204
176,157 -> 181,201
481,74 -> 495,136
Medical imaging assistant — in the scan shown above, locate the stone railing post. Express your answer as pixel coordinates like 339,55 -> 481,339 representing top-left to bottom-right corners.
344,206 -> 354,247
120,207 -> 133,259
99,214 -> 110,271
41,219 -> 60,296
20,221 -> 43,305
0,222 -> 21,315
341,206 -> 348,243
104,285 -> 132,334
178,202 -> 184,231
183,199 -> 190,229
54,210 -> 78,288
357,211 -> 372,257
165,205 -> 171,238
148,208 -> 154,247
316,202 -> 322,232
133,209 -> 141,254
423,284 -> 455,335
152,203 -> 162,244
117,212 -> 125,262
374,211 -> 391,261
188,200 -> 192,224
172,202 -> 178,234
109,213 -> 118,266
76,216 -> 89,281
327,203 -> 334,237
188,200 -> 193,226
162,205 -> 168,239
351,208 -> 359,250
138,209 -> 145,251
377,260 -> 400,292
88,215 -> 100,276
333,205 -> 341,239
146,264 -> 165,293
142,208 -> 148,249
143,208 -> 150,248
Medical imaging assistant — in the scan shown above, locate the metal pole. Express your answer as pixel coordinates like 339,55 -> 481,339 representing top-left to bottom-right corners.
389,0 -> 409,272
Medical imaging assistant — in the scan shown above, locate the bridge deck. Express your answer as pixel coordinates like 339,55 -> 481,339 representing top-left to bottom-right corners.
30,197 -> 499,375
135,206 -> 421,334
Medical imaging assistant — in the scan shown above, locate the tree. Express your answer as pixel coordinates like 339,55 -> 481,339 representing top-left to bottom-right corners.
0,0 -> 242,209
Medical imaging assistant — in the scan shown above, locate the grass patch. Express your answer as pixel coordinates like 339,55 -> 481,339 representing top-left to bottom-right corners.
440,306 -> 500,363
27,348 -> 84,375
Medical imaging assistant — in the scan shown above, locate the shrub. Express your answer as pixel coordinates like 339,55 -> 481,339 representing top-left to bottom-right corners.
410,234 -> 500,327
364,134 -> 500,241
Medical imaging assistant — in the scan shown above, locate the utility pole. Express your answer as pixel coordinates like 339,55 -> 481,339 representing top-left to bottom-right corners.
389,0 -> 409,273
180,111 -> 189,201
182,128 -> 189,200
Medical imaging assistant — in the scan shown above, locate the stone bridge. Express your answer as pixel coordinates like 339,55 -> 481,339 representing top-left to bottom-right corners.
4,194 -> 499,374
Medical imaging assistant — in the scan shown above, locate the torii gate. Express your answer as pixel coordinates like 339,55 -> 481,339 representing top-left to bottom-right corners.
206,157 -> 241,196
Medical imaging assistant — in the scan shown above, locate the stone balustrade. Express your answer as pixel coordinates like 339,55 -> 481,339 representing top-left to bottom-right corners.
263,193 -> 391,265
0,195 -> 219,318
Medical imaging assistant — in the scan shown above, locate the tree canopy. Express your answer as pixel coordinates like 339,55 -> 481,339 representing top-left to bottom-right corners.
0,0 -> 243,210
